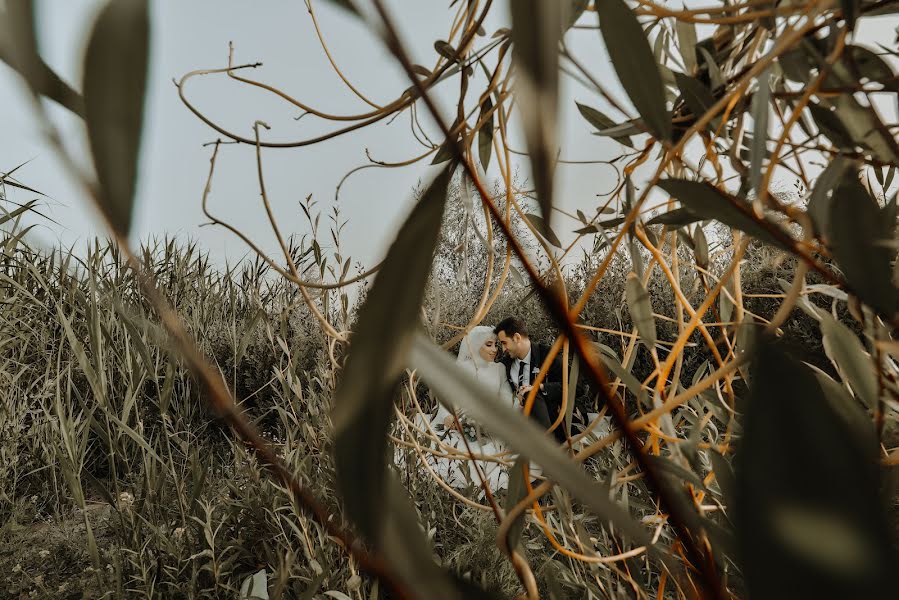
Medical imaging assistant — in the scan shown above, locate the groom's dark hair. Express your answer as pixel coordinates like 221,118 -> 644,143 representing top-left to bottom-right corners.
494,317 -> 528,338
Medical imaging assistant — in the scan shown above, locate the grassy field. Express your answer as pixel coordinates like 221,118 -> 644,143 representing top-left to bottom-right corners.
2,219 -> 895,599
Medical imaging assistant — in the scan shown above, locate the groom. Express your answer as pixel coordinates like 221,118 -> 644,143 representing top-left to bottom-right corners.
494,317 -> 568,443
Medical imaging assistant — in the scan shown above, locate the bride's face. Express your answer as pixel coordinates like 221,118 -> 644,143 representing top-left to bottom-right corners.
479,337 -> 498,362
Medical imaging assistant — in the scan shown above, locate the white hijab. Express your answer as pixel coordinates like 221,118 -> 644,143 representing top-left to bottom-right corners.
456,325 -> 496,369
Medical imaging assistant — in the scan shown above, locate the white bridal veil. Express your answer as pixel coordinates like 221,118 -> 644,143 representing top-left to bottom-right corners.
455,325 -> 495,367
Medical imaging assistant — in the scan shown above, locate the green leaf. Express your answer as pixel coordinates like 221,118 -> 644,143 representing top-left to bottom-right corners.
778,46 -> 814,84
657,179 -> 792,250
478,96 -> 494,171
510,0 -> 562,227
749,69 -> 771,195
673,73 -> 717,131
409,332 -> 654,550
597,350 -> 648,407
807,102 -> 855,149
331,163 -> 453,541
377,475 -> 464,599
819,311 -> 879,410
810,367 -> 877,453
698,46 -> 725,90
596,0 -> 671,141
0,0 -> 85,116
434,40 -> 459,63
524,212 -> 562,247
737,338 -> 892,599
806,155 -> 848,236
693,224 -> 708,267
431,141 -> 455,164
503,456 -> 529,550
575,102 -> 634,147
847,46 -> 898,91
828,174 -> 899,316
625,273 -> 656,349
675,20 -> 698,74
564,352 -> 579,435
841,0 -> 860,31
83,0 -> 150,237
646,206 -> 700,227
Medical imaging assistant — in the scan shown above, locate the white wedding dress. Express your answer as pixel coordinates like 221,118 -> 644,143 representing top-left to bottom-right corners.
399,327 -> 518,495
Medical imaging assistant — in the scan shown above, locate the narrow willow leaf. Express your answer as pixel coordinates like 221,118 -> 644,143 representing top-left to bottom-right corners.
83,0 -> 150,236
409,332 -> 654,549
779,46 -> 814,84
0,0 -> 85,115
675,20 -> 698,74
524,212 -> 562,247
673,73 -> 717,131
378,475 -> 466,599
806,156 -> 848,236
841,0 -> 860,30
749,69 -> 771,195
645,455 -> 707,491
658,179 -> 792,250
434,40 -> 459,63
847,46 -> 898,91
828,93 -> 899,164
576,102 -> 634,147
819,311 -> 879,410
596,0 -> 671,141
510,0 -> 563,226
478,96 -> 494,171
828,174 -> 899,316
647,206 -> 700,228
598,351 -> 648,407
503,456 -> 529,550
807,102 -> 854,149
708,450 -> 735,508
625,273 -> 656,349
737,338 -> 891,599
564,352 -> 579,435
331,164 -> 453,541
698,46 -> 725,90
693,224 -> 708,267
431,141 -> 455,164
720,274 -> 734,324
810,367 -> 877,454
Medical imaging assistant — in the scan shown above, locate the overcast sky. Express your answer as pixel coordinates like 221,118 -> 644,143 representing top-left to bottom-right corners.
0,0 -> 631,272
1,2 -> 896,273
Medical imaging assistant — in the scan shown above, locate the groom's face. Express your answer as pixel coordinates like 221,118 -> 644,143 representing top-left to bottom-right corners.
497,331 -> 528,360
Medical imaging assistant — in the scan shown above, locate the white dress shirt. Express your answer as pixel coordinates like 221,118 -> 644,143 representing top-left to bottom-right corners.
511,347 -> 532,390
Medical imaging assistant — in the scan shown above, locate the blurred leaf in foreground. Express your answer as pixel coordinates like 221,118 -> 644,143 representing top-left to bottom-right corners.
737,337 -> 893,599
83,0 -> 150,236
332,163 -> 452,540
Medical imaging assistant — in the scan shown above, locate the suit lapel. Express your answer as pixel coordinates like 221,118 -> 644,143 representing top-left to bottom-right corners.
528,343 -> 541,385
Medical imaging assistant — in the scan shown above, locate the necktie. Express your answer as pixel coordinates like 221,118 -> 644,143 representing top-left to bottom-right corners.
518,361 -> 527,389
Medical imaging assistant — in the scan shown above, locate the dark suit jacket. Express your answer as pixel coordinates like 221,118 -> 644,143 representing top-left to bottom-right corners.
500,342 -> 568,442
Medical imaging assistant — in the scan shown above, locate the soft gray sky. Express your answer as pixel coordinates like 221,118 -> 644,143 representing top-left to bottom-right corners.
0,0 -> 625,271
1,2 -> 896,272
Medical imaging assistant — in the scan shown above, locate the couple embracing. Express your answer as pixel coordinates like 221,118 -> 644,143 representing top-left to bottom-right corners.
426,317 -> 574,493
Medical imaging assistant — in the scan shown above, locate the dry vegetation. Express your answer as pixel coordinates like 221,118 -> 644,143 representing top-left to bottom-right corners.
2,0 -> 899,598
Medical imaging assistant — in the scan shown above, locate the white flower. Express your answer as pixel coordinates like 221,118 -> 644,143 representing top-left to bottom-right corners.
38,550 -> 50,558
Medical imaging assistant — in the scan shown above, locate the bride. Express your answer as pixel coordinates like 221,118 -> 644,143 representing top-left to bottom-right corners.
413,326 -> 517,493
